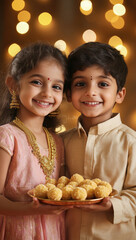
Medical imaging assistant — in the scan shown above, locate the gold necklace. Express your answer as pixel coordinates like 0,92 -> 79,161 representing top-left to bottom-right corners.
13,117 -> 56,178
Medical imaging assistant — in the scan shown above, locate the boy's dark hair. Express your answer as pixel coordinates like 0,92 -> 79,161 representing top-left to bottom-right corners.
0,41 -> 68,130
67,41 -> 128,92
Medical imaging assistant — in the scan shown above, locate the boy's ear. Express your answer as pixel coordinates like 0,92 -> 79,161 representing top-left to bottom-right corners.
116,87 -> 126,104
5,76 -> 18,94
66,89 -> 72,102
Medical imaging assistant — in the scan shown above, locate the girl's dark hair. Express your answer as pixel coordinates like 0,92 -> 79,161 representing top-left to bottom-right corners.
67,41 -> 128,92
0,42 -> 68,130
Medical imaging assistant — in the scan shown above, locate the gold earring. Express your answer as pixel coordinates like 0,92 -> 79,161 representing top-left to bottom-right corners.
10,91 -> 20,109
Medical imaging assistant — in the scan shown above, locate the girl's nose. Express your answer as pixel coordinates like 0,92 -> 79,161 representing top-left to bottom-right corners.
85,85 -> 97,96
41,85 -> 52,98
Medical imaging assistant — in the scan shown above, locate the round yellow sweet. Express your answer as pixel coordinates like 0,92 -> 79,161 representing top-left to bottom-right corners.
67,181 -> 79,188
34,184 -> 48,198
79,179 -> 97,189
45,183 -> 56,191
57,176 -> 70,185
98,181 -> 112,194
62,185 -> 74,200
45,178 -> 57,185
47,187 -> 62,201
72,187 -> 87,200
81,184 -> 95,199
70,173 -> 84,184
94,185 -> 111,198
92,178 -> 102,185
57,183 -> 66,189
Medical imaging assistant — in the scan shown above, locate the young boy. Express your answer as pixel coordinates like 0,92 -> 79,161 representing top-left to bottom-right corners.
62,42 -> 136,240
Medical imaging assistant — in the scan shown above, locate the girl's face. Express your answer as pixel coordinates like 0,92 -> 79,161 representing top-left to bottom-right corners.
17,58 -> 64,118
68,65 -> 125,126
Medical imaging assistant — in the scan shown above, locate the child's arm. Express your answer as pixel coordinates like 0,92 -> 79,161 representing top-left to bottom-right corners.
75,197 -> 113,213
0,148 -> 11,194
0,148 -> 72,216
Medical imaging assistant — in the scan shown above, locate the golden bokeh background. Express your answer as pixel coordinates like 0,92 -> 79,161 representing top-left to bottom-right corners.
0,0 -> 136,131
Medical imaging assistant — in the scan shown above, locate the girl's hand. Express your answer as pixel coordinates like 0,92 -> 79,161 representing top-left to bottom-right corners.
75,197 -> 113,213
32,197 -> 73,215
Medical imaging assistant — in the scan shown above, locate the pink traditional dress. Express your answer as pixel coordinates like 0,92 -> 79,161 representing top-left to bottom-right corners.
0,123 -> 65,240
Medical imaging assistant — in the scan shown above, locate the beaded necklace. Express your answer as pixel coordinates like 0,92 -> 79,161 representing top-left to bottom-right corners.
13,117 -> 56,178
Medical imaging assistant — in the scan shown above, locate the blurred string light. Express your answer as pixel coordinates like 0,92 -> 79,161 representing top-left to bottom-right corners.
113,4 -> 126,16
105,10 -> 116,22
129,111 -> 136,129
116,44 -> 127,57
54,40 -> 66,52
17,10 -> 31,22
38,12 -> 52,26
108,36 -> 127,57
82,29 -> 96,42
105,9 -> 125,29
109,0 -> 124,4
16,22 -> 29,34
108,35 -> 123,47
11,0 -> 25,11
8,43 -> 21,57
111,16 -> 124,29
80,0 -> 93,15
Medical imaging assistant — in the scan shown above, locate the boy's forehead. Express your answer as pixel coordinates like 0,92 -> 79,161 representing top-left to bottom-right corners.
73,64 -> 108,76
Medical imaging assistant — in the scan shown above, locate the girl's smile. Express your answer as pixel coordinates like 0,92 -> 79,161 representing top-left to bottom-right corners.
17,58 -> 65,120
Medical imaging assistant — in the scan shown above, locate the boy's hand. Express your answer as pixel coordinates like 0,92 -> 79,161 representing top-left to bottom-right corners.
75,197 -> 113,213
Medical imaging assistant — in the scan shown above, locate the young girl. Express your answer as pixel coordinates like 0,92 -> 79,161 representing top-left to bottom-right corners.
0,42 -> 68,240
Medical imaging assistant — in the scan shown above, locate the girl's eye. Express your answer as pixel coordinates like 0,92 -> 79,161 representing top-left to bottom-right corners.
99,82 -> 109,87
53,85 -> 63,91
31,80 -> 42,85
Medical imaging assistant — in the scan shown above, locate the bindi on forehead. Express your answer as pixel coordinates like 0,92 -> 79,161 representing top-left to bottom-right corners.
47,77 -> 51,81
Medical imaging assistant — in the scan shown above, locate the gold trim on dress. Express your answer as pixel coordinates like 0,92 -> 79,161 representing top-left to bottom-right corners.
13,117 -> 56,178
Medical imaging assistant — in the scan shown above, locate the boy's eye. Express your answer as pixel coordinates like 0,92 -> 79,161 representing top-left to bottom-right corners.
98,82 -> 109,87
74,82 -> 85,87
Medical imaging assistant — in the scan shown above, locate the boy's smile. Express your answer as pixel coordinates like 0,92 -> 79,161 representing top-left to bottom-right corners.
69,65 -> 125,129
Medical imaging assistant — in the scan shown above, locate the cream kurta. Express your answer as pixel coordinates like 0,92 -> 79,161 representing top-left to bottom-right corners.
61,113 -> 136,240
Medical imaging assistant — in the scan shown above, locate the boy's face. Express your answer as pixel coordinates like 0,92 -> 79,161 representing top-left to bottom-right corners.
68,65 -> 126,125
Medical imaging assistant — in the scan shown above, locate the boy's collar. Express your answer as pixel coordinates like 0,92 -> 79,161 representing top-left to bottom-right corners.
77,113 -> 122,136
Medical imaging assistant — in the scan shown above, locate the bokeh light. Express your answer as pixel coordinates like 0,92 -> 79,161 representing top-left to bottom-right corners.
108,36 -> 123,47
113,4 -> 126,16
8,43 -> 21,57
80,0 -> 93,15
105,10 -> 117,22
17,10 -> 31,22
11,0 -> 25,11
129,111 -> 136,129
38,12 -> 52,26
111,16 -> 125,29
109,0 -> 124,4
54,40 -> 67,52
82,29 -> 96,42
16,22 -> 29,34
116,44 -> 127,57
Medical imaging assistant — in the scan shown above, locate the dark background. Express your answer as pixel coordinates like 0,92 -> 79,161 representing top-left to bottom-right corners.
0,0 -> 136,130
